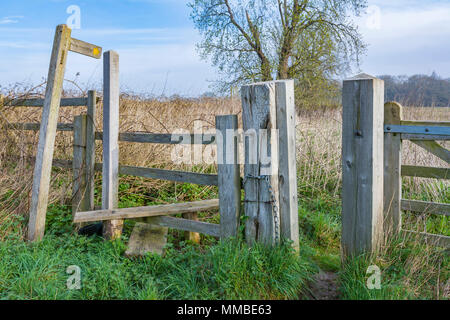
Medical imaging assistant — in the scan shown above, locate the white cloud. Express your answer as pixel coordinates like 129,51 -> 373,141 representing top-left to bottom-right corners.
355,1 -> 450,77
0,16 -> 24,25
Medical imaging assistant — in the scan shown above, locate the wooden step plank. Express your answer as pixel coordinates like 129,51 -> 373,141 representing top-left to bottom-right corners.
401,200 -> 450,216
402,230 -> 450,248
145,216 -> 220,238
73,199 -> 219,223
401,165 -> 449,179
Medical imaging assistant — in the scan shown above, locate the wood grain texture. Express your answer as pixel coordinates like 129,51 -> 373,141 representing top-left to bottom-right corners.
28,24 -> 72,241
72,115 -> 87,217
384,102 -> 403,234
102,50 -> 122,239
241,81 -> 280,246
69,38 -> 102,59
276,80 -> 299,251
401,200 -> 450,216
401,165 -> 449,179
341,74 -> 385,257
85,90 -> 97,212
73,199 -> 220,223
216,115 -> 241,240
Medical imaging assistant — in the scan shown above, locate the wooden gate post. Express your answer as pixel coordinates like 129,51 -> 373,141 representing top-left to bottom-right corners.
102,50 -> 122,240
216,115 -> 241,240
342,74 -> 385,257
241,81 -> 280,246
276,80 -> 299,251
72,115 -> 87,216
384,102 -> 403,235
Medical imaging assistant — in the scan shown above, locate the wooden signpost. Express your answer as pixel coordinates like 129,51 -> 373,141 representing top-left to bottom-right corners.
28,24 -> 102,241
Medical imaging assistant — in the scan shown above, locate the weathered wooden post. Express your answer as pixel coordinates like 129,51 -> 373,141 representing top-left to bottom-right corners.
85,90 -> 97,212
384,102 -> 403,235
28,25 -> 72,241
102,50 -> 122,240
72,115 -> 87,216
342,74 -> 385,257
216,115 -> 241,240
241,80 -> 299,247
276,80 -> 299,251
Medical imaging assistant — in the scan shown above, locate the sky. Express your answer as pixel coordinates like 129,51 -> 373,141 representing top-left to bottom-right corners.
0,0 -> 449,96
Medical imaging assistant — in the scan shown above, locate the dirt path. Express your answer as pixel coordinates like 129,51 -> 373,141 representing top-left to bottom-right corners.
306,270 -> 339,300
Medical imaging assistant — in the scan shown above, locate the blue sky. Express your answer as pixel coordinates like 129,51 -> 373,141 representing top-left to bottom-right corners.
1,0 -> 450,96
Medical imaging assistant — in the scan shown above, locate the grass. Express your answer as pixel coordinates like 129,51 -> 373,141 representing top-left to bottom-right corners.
0,90 -> 448,300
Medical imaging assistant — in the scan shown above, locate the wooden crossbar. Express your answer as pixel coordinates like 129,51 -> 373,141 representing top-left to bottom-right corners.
73,199 -> 219,223
6,123 -> 74,131
401,165 -> 449,179
402,230 -> 450,248
401,200 -> 450,216
6,97 -> 93,107
95,132 -> 216,145
69,38 -> 102,59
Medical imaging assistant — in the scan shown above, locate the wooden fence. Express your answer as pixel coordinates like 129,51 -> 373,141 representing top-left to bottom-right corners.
5,80 -> 299,253
342,74 -> 449,257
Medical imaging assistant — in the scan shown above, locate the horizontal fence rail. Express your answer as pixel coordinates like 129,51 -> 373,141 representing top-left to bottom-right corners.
5,123 -> 74,131
23,157 -> 220,186
402,230 -> 450,248
401,165 -> 449,179
5,97 -> 99,107
401,199 -> 450,216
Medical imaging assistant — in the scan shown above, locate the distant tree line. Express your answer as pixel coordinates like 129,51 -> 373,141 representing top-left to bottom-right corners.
379,72 -> 450,107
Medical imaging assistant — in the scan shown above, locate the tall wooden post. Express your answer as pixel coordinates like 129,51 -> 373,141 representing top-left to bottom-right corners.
28,25 -> 72,241
72,115 -> 87,216
241,81 -> 280,246
276,80 -> 299,251
102,50 -> 122,240
341,74 -> 385,257
216,115 -> 241,240
384,102 -> 403,235
85,90 -> 97,212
